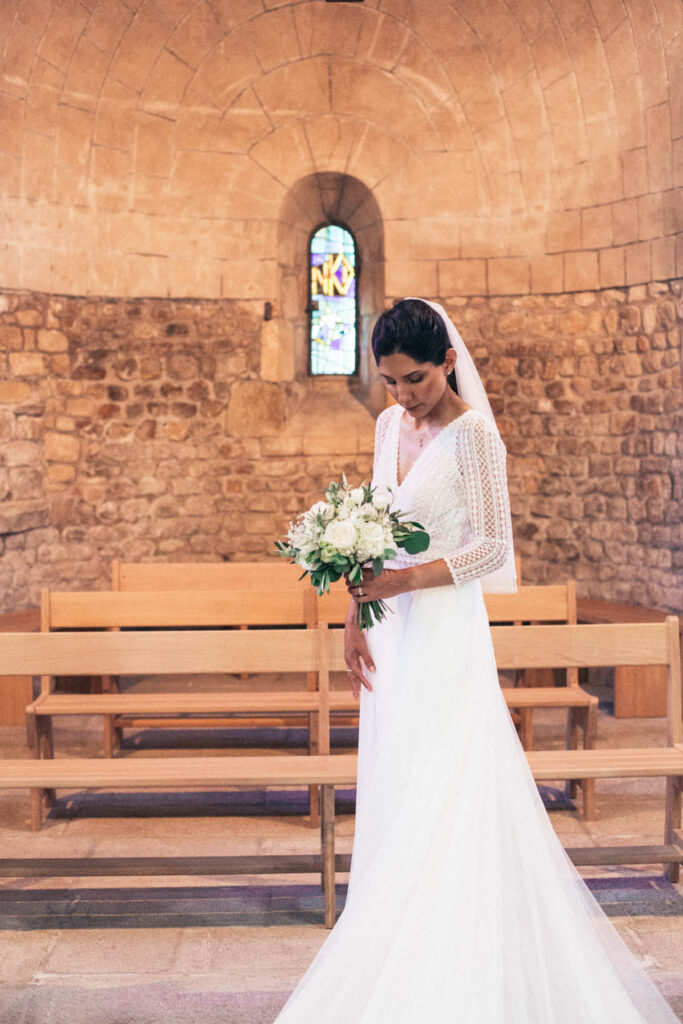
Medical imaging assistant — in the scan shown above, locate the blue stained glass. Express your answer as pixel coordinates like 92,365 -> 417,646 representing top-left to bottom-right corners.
310,224 -> 357,375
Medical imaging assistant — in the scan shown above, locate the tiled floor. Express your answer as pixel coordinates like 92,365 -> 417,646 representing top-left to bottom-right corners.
1,707 -> 682,1023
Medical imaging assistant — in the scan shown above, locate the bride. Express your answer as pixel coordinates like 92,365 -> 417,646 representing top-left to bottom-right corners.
274,298 -> 678,1023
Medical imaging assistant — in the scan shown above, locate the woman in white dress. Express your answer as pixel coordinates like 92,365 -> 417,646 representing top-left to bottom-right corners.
274,299 -> 679,1023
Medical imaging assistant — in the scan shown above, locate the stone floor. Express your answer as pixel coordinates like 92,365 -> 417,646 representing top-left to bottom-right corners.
1,702 -> 682,1024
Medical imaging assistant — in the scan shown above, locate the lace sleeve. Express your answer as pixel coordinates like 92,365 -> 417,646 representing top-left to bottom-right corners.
446,415 -> 512,586
372,407 -> 394,481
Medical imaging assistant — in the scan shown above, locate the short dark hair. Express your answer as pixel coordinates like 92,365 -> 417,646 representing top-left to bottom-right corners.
371,299 -> 457,392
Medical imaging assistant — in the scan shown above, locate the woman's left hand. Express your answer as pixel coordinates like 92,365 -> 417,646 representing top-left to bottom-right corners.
346,567 -> 411,603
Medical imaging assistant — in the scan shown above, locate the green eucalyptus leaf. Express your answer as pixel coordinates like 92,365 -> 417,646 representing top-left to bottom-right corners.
401,531 -> 430,554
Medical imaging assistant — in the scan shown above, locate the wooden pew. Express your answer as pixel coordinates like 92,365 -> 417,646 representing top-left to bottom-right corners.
0,619 -> 681,908
578,597 -> 683,718
112,559 -> 305,592
41,586 -> 318,752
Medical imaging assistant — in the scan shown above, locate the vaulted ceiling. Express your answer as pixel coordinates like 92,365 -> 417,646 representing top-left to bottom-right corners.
0,0 -> 680,296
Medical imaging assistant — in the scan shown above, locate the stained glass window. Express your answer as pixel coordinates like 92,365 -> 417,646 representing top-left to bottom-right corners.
309,224 -> 357,375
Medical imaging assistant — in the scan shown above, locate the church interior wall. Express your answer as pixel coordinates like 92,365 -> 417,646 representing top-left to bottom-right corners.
0,0 -> 681,612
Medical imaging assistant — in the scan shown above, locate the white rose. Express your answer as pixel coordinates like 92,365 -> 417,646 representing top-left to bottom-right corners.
348,487 -> 365,506
308,500 -> 329,517
356,521 -> 389,561
322,518 -> 358,555
372,491 -> 391,512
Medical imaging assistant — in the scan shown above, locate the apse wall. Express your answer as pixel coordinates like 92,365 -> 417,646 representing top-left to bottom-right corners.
1,0 -> 682,613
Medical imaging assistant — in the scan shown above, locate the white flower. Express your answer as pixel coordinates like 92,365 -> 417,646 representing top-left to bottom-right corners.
356,521 -> 391,562
308,500 -> 330,517
322,518 -> 358,555
372,490 -> 391,512
349,487 -> 365,506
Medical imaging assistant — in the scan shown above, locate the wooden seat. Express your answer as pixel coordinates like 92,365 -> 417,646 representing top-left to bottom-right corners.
24,623 -> 336,829
1,617 -> 681,922
0,752 -> 355,929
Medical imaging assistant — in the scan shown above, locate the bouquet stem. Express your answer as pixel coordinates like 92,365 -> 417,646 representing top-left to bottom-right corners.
355,598 -> 389,631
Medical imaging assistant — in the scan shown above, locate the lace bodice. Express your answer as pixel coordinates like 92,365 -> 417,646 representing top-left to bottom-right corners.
372,404 -> 513,587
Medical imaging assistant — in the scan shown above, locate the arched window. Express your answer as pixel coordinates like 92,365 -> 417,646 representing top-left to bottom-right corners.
309,223 -> 358,375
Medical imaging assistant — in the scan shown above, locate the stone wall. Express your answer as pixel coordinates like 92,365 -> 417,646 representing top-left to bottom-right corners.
0,290 -> 374,613
440,281 -> 682,611
0,282 -> 681,614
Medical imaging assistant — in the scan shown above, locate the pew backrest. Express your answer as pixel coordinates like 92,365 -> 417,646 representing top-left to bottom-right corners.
42,587 -> 316,630
113,560 -> 305,592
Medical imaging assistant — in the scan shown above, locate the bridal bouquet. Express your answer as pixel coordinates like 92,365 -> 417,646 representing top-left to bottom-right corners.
275,476 -> 430,629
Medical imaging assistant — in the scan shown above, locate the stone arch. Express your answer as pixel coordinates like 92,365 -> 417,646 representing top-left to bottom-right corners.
273,171 -> 386,417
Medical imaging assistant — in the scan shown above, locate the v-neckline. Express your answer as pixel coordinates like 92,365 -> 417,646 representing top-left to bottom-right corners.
393,406 -> 474,488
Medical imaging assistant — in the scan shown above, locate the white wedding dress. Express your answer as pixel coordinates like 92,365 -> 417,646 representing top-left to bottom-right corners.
275,404 -> 678,1023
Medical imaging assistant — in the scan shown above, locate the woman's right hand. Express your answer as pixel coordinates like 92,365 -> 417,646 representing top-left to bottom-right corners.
344,606 -> 375,699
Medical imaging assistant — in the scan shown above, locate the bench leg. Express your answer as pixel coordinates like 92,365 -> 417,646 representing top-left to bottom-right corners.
30,789 -> 44,832
321,785 -> 336,929
519,708 -> 533,750
567,706 -> 581,798
35,715 -> 55,811
103,716 -> 122,758
309,712 -> 320,829
567,704 -> 597,813
580,778 -> 597,822
664,775 -> 682,883
102,675 -> 122,757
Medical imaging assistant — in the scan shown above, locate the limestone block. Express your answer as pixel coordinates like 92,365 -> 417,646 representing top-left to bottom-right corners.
188,30 -> 260,110
531,255 -> 563,294
612,198 -> 639,246
109,3 -> 171,93
346,123 -> 411,192
622,146 -> 649,198
393,34 -> 453,112
134,113 -> 175,178
168,151 -> 241,217
581,206 -> 612,250
662,188 -> 683,235
90,145 -> 131,212
226,380 -> 286,436
22,132 -> 55,203
143,49 -> 195,115
256,55 -> 331,126
385,260 -> 437,299
599,246 -> 625,288
645,102 -> 673,193
94,78 -> 137,153
294,0 -> 365,60
0,326 -> 22,350
0,502 -> 49,534
250,122 -> 314,188
673,138 -> 683,189
330,58 -> 424,142
438,260 -> 486,296
249,7 -> 301,72
546,210 -> 581,253
488,258 -> 529,296
564,251 -> 599,293
637,192 -> 664,241
651,236 -> 676,281
37,329 -> 68,353
625,241 -> 651,286
44,432 -> 80,463
164,3 -> 224,71
8,351 -> 45,376
4,441 -> 42,467
47,463 -> 76,484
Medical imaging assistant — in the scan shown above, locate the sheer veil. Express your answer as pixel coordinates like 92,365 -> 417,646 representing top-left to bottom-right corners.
406,297 -> 518,594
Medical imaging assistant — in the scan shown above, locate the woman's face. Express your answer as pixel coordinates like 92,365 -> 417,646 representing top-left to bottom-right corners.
377,350 -> 455,419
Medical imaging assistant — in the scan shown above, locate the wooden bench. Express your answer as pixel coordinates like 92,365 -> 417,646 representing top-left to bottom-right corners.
578,597 -> 683,718
317,581 -> 596,757
0,619 -> 681,917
